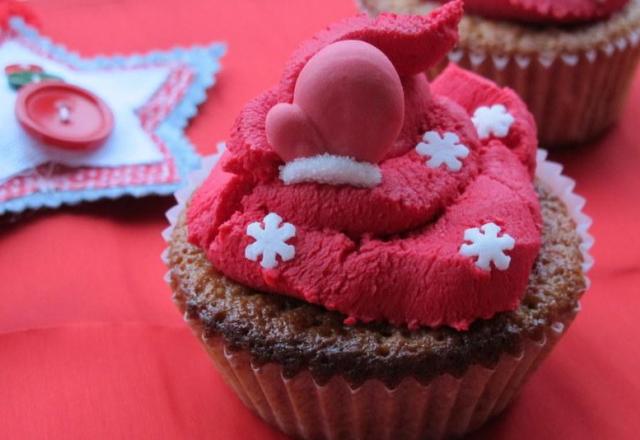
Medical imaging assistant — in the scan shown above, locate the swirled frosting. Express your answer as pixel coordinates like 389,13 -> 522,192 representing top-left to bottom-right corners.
187,0 -> 543,330
438,0 -> 630,24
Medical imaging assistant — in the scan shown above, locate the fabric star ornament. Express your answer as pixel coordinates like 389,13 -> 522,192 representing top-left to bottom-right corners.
0,16 -> 225,215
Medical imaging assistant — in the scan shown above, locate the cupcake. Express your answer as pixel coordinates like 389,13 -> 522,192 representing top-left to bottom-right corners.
359,0 -> 640,148
164,2 -> 592,439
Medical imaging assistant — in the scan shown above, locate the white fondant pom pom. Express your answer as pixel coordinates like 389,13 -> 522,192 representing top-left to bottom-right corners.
460,222 -> 515,271
279,154 -> 382,188
245,213 -> 296,269
472,104 -> 515,140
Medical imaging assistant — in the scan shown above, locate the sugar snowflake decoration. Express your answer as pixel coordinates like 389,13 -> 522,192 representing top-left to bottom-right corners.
245,213 -> 296,269
472,104 -> 515,140
416,131 -> 470,172
459,223 -> 515,271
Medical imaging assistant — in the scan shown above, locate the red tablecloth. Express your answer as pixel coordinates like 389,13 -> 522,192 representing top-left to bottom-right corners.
1,0 -> 639,438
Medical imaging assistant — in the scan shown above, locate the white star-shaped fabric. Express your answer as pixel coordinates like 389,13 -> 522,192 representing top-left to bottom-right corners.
416,131 -> 470,172
472,104 -> 515,140
245,213 -> 296,269
0,16 -> 224,216
0,39 -> 171,182
459,222 -> 516,271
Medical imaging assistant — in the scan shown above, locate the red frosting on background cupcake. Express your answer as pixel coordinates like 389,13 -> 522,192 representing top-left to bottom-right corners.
187,1 -> 543,330
438,0 -> 629,24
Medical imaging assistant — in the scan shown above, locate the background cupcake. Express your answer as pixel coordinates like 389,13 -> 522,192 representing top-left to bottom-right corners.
359,0 -> 640,148
165,3 -> 593,439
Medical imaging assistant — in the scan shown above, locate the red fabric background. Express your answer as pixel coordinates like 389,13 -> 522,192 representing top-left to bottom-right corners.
1,0 -> 639,438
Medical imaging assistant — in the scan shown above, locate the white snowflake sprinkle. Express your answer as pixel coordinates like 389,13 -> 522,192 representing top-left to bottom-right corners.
245,213 -> 296,269
459,223 -> 515,271
416,131 -> 470,172
472,104 -> 515,140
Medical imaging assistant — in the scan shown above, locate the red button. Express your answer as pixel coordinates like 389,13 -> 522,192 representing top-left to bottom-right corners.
15,82 -> 114,151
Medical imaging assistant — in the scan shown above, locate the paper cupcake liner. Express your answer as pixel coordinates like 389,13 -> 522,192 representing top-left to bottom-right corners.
358,0 -> 640,147
162,147 -> 593,440
175,305 -> 577,440
535,150 -> 594,276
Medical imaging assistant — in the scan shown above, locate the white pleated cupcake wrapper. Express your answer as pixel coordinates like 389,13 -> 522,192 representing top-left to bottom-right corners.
162,147 -> 593,440
447,30 -> 640,69
535,150 -> 594,276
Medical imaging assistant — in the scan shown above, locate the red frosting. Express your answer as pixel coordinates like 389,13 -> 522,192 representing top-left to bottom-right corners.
439,0 -> 629,23
187,1 -> 543,330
